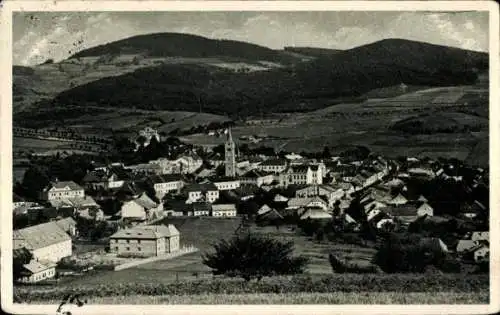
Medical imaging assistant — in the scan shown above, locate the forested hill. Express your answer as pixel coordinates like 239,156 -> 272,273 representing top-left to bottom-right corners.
69,32 -> 298,64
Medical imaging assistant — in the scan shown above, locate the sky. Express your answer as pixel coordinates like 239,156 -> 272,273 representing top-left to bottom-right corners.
13,11 -> 489,66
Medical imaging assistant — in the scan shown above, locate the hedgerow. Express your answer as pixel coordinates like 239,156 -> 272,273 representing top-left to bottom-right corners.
14,273 -> 489,302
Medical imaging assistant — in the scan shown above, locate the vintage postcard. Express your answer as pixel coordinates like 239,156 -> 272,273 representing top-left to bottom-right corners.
0,1 -> 498,314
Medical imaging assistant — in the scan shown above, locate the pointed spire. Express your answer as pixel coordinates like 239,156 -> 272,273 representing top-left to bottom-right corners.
227,127 -> 233,143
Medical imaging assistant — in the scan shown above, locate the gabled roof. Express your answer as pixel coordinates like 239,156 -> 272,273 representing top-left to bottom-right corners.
300,208 -> 332,220
385,205 -> 418,217
14,221 -> 71,251
110,224 -> 179,239
22,260 -> 56,274
185,183 -> 218,193
258,204 -> 273,215
289,165 -> 310,173
273,194 -> 289,202
150,174 -> 185,184
45,181 -> 83,192
260,159 -> 287,166
389,193 -> 408,205
192,202 -> 212,212
242,169 -> 267,178
212,204 -> 236,211
259,208 -> 284,220
54,217 -> 76,232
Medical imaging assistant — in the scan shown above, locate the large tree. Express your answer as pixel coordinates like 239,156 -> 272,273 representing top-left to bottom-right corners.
203,233 -> 308,281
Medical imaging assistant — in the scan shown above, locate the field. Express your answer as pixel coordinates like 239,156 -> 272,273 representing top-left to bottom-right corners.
26,291 -> 489,304
177,85 -> 488,165
15,274 -> 490,304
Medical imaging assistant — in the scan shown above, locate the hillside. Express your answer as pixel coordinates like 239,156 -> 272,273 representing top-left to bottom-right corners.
28,38 -> 487,118
69,32 -> 297,64
283,46 -> 343,58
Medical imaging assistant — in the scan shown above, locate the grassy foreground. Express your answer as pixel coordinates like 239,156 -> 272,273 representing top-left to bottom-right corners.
30,291 -> 490,304
15,274 -> 489,304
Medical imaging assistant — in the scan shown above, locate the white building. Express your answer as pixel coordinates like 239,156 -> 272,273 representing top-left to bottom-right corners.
211,204 -> 237,217
279,164 -> 323,187
212,178 -> 241,191
149,174 -> 186,199
185,183 -> 220,204
13,221 -> 73,263
257,159 -> 288,173
42,181 -> 85,201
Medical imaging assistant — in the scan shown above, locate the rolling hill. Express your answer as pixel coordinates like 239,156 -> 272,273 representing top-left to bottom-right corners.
20,37 -> 487,118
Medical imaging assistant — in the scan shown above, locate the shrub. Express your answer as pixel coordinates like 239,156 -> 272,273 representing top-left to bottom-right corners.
328,253 -> 382,274
202,233 -> 308,281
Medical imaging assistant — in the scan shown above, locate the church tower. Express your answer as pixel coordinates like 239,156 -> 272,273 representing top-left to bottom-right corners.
225,128 -> 236,178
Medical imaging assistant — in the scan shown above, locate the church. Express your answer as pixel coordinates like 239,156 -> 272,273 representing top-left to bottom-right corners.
224,128 -> 236,178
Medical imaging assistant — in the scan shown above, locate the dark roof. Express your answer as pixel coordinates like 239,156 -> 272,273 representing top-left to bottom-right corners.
82,170 -> 110,183
385,205 -> 418,217
260,159 -> 287,166
192,202 -> 212,212
242,169 -> 266,178
185,183 -> 218,193
149,174 -> 185,184
45,181 -> 83,191
290,165 -> 310,173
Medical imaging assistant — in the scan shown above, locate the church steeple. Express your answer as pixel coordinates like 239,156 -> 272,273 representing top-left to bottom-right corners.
224,127 -> 236,178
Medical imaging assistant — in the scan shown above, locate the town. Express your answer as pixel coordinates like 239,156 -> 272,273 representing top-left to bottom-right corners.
12,125 -> 489,288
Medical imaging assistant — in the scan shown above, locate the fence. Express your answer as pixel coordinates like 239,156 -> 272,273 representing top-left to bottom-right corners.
114,246 -> 198,271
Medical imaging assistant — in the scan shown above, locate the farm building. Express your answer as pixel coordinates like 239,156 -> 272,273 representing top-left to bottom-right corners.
299,208 -> 333,220
13,221 -> 73,263
211,204 -> 237,217
18,260 -> 57,284
185,183 -> 220,204
257,159 -> 288,173
119,193 -> 164,222
109,224 -> 180,257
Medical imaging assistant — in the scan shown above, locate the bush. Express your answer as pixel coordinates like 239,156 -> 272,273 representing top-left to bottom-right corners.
202,233 -> 308,281
372,234 -> 460,273
328,253 -> 382,274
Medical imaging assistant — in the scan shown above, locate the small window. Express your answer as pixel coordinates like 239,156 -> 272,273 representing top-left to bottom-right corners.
138,247 -> 141,251
127,239 -> 130,243
114,246 -> 118,251
138,239 -> 141,244
126,247 -> 130,251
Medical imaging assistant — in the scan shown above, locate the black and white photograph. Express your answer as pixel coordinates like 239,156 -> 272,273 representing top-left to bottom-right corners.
1,1 -> 498,313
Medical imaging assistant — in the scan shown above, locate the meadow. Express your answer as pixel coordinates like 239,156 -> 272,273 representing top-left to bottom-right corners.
52,291 -> 489,304
15,273 -> 489,304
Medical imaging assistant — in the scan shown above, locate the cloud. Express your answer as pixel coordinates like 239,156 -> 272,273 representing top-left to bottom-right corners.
12,11 -> 489,66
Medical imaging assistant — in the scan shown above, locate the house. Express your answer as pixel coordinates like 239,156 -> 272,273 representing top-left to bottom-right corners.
273,194 -> 289,203
284,153 -> 303,161
49,195 -> 99,211
258,204 -> 273,216
119,193 -> 164,222
211,204 -> 237,217
82,169 -> 125,190
417,203 -> 434,217
125,163 -> 164,176
388,193 -> 408,205
211,177 -> 241,191
13,221 -> 72,262
287,197 -> 328,211
279,164 -> 323,187
299,208 -> 333,220
18,260 -> 57,284
185,183 -> 220,203
240,170 -> 274,187
257,159 -> 288,173
471,231 -> 489,242
42,181 -> 85,201
456,240 -> 481,253
295,184 -> 343,206
192,202 -> 212,216
258,208 -> 284,221
149,174 -> 186,199
54,217 -> 78,237
109,224 -> 180,257
384,204 -> 426,224
234,184 -> 260,201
